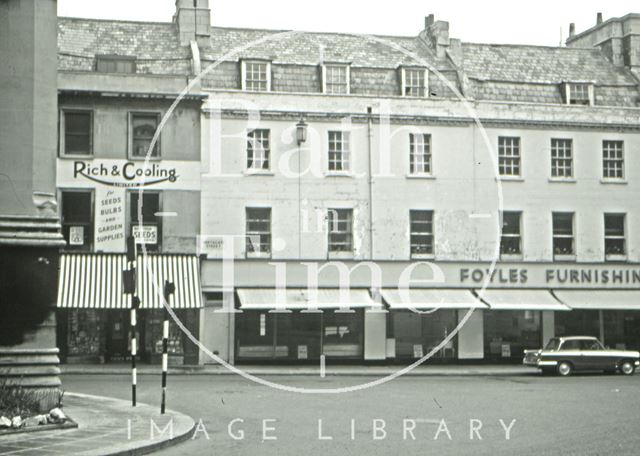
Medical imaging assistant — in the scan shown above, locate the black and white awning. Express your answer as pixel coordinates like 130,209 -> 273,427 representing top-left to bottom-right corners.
57,254 -> 202,309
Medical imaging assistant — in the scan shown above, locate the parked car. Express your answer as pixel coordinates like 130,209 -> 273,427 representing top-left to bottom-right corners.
523,336 -> 640,376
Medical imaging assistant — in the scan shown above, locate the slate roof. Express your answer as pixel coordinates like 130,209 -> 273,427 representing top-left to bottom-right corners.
57,17 -> 192,75
203,27 -> 453,70
462,43 -> 638,86
56,17 -> 639,105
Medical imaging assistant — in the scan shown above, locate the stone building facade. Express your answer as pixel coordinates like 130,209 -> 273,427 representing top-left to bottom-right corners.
53,3 -> 640,365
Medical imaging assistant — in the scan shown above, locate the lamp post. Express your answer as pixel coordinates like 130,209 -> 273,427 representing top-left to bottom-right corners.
296,117 -> 308,258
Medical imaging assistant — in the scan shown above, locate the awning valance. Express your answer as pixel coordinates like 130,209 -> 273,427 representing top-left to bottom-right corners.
237,288 -> 380,310
477,289 -> 569,311
381,289 -> 487,310
57,254 -> 202,309
553,290 -> 640,310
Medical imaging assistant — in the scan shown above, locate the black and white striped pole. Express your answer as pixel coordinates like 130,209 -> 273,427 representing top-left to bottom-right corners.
130,296 -> 140,406
123,236 -> 138,407
161,280 -> 175,415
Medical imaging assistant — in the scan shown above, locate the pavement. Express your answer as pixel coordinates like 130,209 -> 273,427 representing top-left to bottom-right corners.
61,363 -> 531,376
0,392 -> 194,456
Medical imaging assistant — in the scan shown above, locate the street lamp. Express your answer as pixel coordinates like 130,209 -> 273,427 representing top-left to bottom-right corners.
296,118 -> 308,145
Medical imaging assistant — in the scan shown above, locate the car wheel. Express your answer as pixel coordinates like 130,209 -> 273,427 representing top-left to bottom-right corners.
620,361 -> 635,376
557,361 -> 573,376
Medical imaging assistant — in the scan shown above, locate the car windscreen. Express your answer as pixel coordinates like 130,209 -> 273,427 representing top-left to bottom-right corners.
544,338 -> 560,351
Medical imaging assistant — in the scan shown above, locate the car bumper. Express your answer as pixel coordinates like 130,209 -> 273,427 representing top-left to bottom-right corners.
635,360 -> 639,367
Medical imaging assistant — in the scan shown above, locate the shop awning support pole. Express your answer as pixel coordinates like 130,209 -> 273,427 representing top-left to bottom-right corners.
161,280 -> 175,415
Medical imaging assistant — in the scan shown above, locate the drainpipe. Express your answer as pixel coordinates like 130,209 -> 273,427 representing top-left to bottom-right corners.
366,107 -> 374,260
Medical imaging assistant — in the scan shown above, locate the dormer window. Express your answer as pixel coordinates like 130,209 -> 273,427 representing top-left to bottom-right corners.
401,67 -> 428,97
322,64 -> 350,94
95,55 -> 136,74
241,60 -> 271,92
563,82 -> 594,106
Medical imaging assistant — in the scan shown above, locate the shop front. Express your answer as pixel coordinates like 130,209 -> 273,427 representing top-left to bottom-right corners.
381,289 -> 487,362
198,259 -> 640,365
234,289 -> 377,363
554,290 -> 640,351
56,253 -> 202,364
477,289 -> 570,362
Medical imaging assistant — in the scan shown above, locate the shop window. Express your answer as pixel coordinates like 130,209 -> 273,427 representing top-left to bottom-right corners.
245,207 -> 271,257
328,208 -> 353,253
246,129 -> 270,171
130,191 -> 161,251
498,136 -> 521,177
602,140 -> 624,180
328,131 -> 350,172
604,213 -> 626,259
392,310 -> 457,360
242,60 -> 270,91
410,210 -> 434,257
323,64 -> 349,94
401,67 -> 427,97
409,133 -> 432,175
236,311 -> 277,359
95,55 -> 136,74
61,190 -> 93,250
61,110 -> 93,156
550,139 -> 573,178
484,311 -> 541,361
322,310 -> 364,358
500,211 -> 522,256
130,113 -> 161,158
552,212 -> 574,257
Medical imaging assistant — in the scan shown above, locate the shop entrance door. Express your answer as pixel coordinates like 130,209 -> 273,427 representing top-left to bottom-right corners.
106,311 -> 129,362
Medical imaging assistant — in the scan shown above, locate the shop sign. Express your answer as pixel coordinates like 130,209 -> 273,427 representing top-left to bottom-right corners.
132,225 -> 157,245
297,345 -> 308,360
413,344 -> 423,359
68,226 -> 85,245
501,344 -> 511,358
57,158 -> 200,190
94,187 -> 126,252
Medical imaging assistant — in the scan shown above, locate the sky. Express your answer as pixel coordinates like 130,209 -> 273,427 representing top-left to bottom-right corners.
57,0 -> 639,46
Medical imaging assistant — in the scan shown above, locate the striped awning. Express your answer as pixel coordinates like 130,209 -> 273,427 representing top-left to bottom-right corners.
57,254 -> 202,309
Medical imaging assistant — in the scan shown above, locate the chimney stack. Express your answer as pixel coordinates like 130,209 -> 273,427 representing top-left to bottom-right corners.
174,0 -> 211,47
419,14 -> 450,59
596,12 -> 603,24
569,23 -> 575,37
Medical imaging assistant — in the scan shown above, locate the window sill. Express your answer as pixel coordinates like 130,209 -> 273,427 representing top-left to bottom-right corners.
328,251 -> 354,259
600,179 -> 627,185
128,155 -> 162,161
406,173 -> 435,180
244,169 -> 274,176
500,254 -> 523,261
495,176 -> 524,182
324,171 -> 354,178
605,254 -> 627,263
59,153 -> 94,159
410,253 -> 435,260
548,177 -> 576,183
246,253 -> 272,260
553,254 -> 576,262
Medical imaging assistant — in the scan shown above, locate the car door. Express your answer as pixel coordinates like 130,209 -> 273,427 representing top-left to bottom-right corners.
582,339 -> 613,370
558,339 -> 586,370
